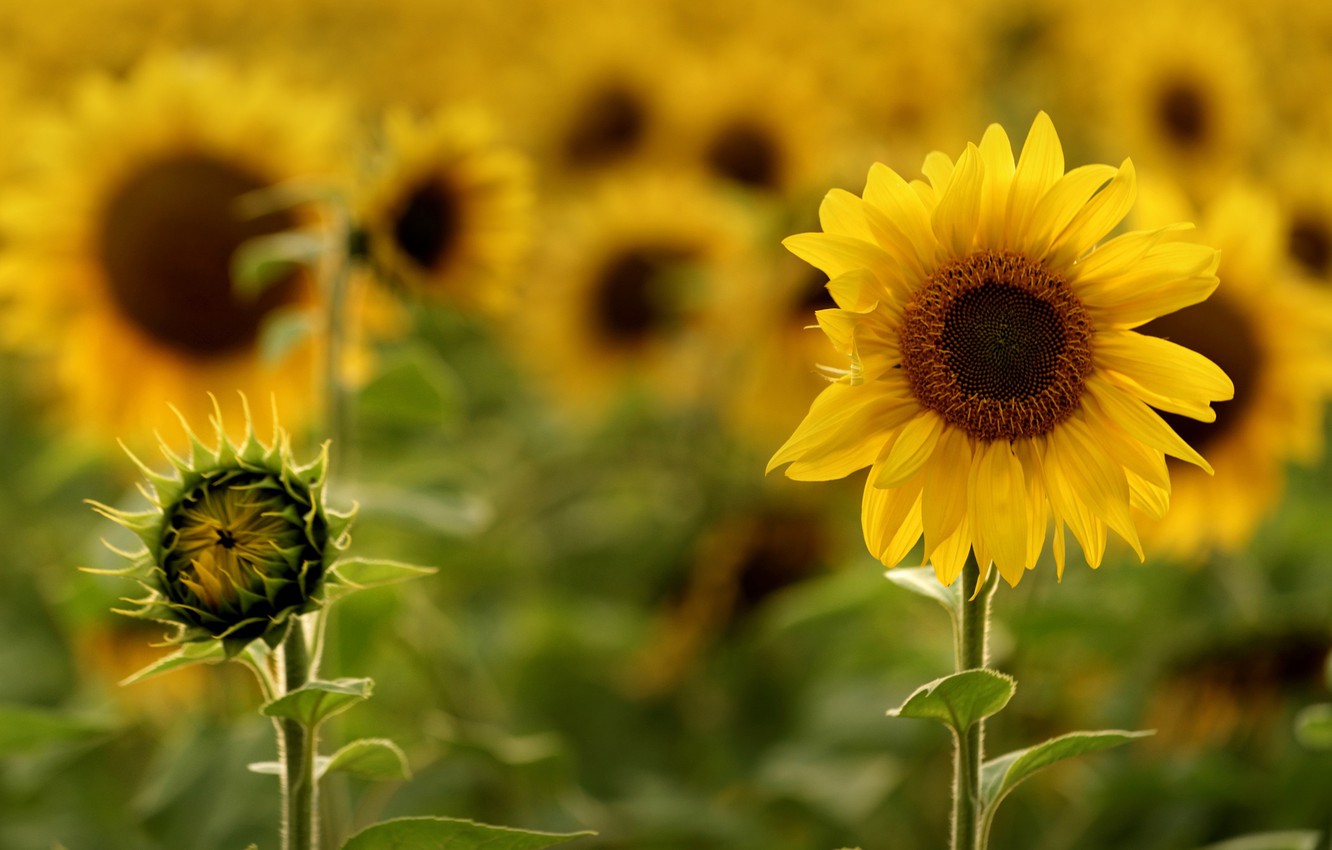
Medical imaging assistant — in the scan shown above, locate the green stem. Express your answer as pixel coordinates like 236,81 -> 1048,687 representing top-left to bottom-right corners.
952,555 -> 996,850
321,210 -> 353,468
279,619 -> 318,850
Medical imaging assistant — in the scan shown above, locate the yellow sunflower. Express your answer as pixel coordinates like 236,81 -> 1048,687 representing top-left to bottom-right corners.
768,113 -> 1232,589
0,54 -> 348,446
357,107 -> 531,313
1132,183 -> 1332,559
1058,0 -> 1263,195
1270,141 -> 1332,286
510,172 -> 762,416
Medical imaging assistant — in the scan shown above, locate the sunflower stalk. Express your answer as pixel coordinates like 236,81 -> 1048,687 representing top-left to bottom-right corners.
953,556 -> 996,850
321,201 -> 355,471
278,619 -> 319,850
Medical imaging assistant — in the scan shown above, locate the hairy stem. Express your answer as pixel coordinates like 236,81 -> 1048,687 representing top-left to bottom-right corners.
279,620 -> 318,850
952,556 -> 996,850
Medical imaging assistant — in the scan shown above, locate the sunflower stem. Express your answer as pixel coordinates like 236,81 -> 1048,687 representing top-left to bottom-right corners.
278,618 -> 318,850
952,555 -> 996,850
321,203 -> 354,471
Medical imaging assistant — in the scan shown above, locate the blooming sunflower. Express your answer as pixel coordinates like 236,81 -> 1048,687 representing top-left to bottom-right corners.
357,107 -> 531,313
510,173 -> 762,415
0,54 -> 348,445
1270,142 -> 1332,286
1132,183 -> 1332,558
767,113 -> 1232,588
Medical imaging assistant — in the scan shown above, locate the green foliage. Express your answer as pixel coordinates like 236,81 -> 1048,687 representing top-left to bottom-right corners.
339,817 -> 593,850
0,704 -> 110,756
1293,704 -> 1332,750
320,737 -> 411,781
329,558 -> 439,591
1196,832 -> 1322,850
980,730 -> 1153,811
883,566 -> 962,621
119,640 -> 227,685
260,678 -> 373,728
887,669 -> 1015,734
230,230 -> 326,299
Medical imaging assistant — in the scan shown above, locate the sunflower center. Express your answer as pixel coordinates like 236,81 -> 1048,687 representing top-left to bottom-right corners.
591,246 -> 692,346
1288,213 -> 1331,278
563,83 -> 647,167
1156,79 -> 1210,149
98,154 -> 299,356
391,176 -> 461,272
706,120 -> 782,189
901,250 -> 1093,441
1139,288 -> 1261,453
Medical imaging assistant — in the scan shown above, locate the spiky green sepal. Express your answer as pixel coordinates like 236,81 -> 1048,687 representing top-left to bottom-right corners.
89,399 -> 355,655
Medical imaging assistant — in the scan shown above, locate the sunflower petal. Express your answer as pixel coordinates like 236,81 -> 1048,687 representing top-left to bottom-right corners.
969,440 -> 1029,586
932,143 -> 983,258
1006,112 -> 1064,250
872,412 -> 945,488
768,382 -> 917,480
1097,330 -> 1235,404
863,473 -> 924,567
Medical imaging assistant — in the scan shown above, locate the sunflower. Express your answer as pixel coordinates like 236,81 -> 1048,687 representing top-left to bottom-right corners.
0,54 -> 348,446
1058,0 -> 1263,195
768,113 -> 1232,589
1132,184 -> 1332,559
1270,141 -> 1332,286
356,107 -> 531,313
510,173 -> 762,415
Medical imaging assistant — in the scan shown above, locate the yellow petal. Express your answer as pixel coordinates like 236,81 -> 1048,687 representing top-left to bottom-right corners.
1097,331 -> 1235,403
872,411 -> 945,488
783,232 -> 901,284
1085,376 -> 1212,473
1024,164 -> 1117,260
921,150 -> 955,192
976,123 -> 1016,249
929,517 -> 973,587
1013,439 -> 1050,569
768,382 -> 917,480
1050,416 -> 1143,561
969,440 -> 1029,586
921,426 -> 973,560
1044,159 -> 1137,268
932,143 -> 983,258
820,188 -> 875,241
863,472 -> 924,567
824,268 -> 891,313
1005,112 -> 1064,249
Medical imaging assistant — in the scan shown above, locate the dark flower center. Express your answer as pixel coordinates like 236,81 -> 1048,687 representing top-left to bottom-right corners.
705,120 -> 782,190
795,267 -> 835,315
1139,288 -> 1261,453
1156,79 -> 1210,149
563,83 -> 647,168
98,154 -> 299,356
390,176 -> 461,273
901,250 -> 1093,441
1288,213 -> 1331,279
591,246 -> 692,346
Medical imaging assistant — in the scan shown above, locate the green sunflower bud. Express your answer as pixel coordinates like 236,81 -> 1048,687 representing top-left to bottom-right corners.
89,401 -> 355,657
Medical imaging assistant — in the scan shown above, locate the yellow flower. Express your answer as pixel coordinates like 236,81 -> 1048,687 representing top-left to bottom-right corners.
0,53 -> 349,446
768,113 -> 1232,589
357,107 -> 532,313
1133,183 -> 1332,558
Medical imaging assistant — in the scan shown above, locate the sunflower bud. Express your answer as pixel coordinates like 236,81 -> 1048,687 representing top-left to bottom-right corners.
89,402 -> 354,656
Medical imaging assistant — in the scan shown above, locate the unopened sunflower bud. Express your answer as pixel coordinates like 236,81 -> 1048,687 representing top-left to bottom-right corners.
89,402 -> 354,656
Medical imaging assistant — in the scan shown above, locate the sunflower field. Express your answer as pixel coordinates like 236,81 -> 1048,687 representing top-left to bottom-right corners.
1,1 -> 1331,849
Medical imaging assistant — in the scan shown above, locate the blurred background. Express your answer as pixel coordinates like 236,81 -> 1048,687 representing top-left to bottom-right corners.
1,0 -> 1331,848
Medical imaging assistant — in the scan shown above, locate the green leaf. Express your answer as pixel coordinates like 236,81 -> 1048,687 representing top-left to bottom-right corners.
1196,832 -> 1322,850
261,678 -> 373,728
887,669 -> 1015,734
120,641 -> 227,685
884,566 -> 961,619
231,231 -> 325,299
1295,704 -> 1332,750
980,729 -> 1153,811
329,558 -> 438,590
0,704 -> 110,756
246,760 -> 282,776
320,738 -> 411,781
340,817 -> 593,850
258,308 -> 318,364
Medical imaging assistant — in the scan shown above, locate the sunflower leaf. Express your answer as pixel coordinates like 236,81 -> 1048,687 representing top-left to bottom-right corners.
1194,832 -> 1322,850
1294,704 -> 1332,750
231,230 -> 326,300
887,669 -> 1015,734
328,558 -> 438,590
980,729 -> 1152,812
339,817 -> 594,850
261,678 -> 373,728
884,566 -> 962,619
0,704 -> 112,756
319,737 -> 411,781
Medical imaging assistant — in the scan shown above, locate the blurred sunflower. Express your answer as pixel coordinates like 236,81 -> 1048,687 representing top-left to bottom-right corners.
1134,184 -> 1332,559
663,43 -> 851,200
0,54 -> 347,445
502,3 -> 685,183
769,113 -> 1232,589
511,173 -> 761,415
357,107 -> 531,313
1060,1 -> 1263,195
1270,142 -> 1332,285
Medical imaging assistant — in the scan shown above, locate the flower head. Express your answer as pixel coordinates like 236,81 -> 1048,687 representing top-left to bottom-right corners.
89,400 -> 354,655
768,113 -> 1233,589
